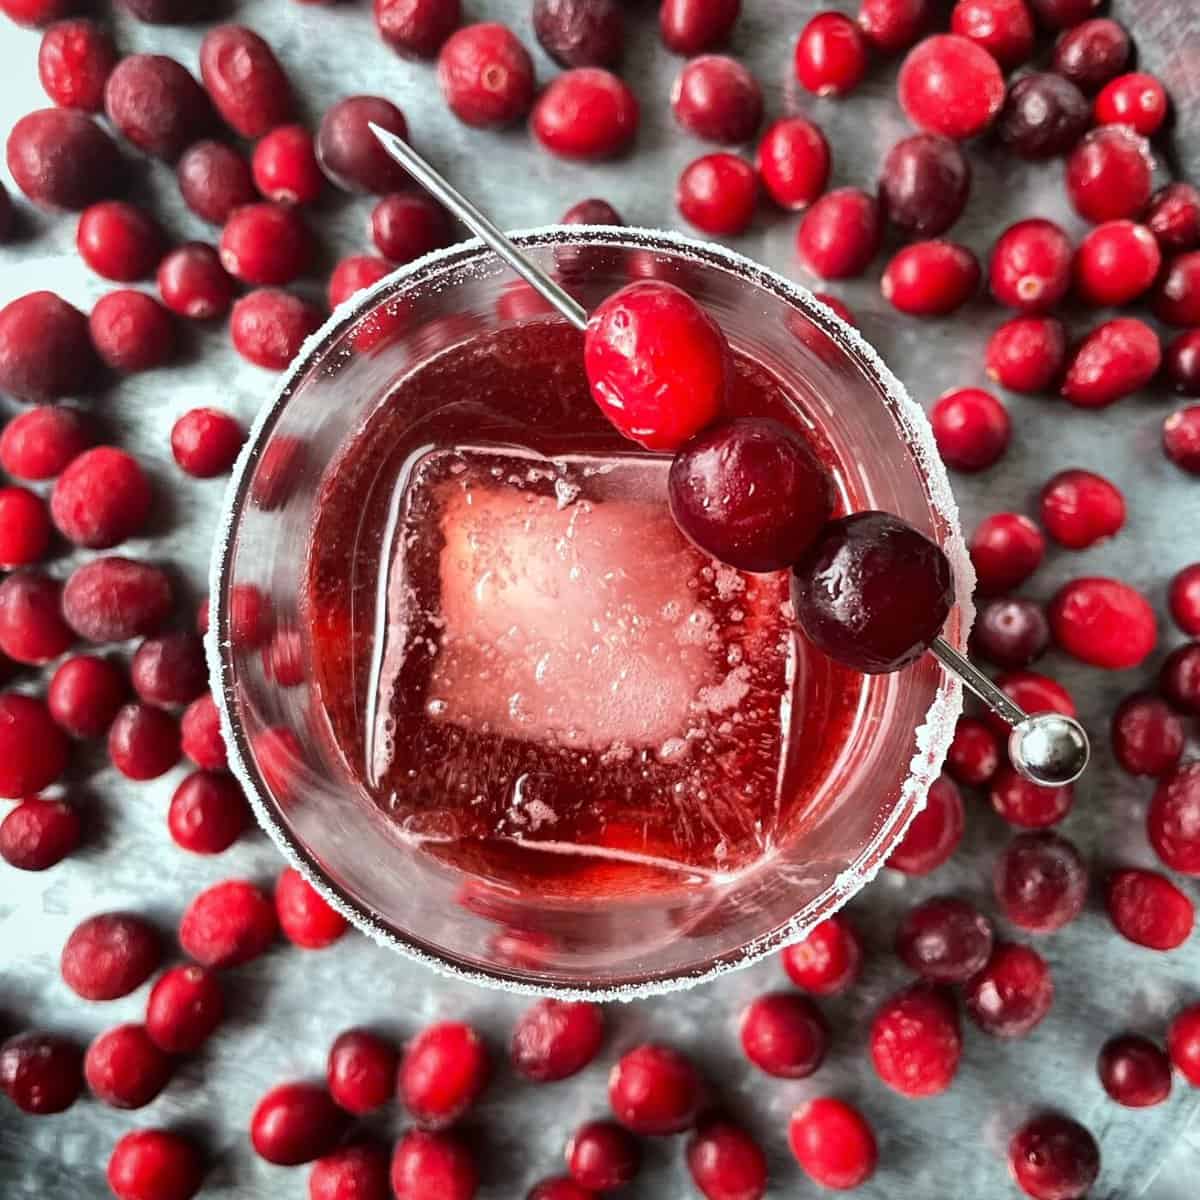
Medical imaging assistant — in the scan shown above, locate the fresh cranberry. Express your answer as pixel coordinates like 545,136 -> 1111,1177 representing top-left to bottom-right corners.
1097,1034 -> 1172,1107
391,1130 -> 478,1200
144,965 -> 224,1053
1028,0 -> 1102,28
0,290 -> 98,402
1040,468 -> 1126,550
1095,72 -> 1168,136
1074,220 -> 1160,307
108,703 -> 181,780
252,125 -> 322,206
375,0 -> 461,58
0,692 -> 68,797
176,140 -> 256,223
1146,183 -> 1200,254
1111,693 -> 1184,778
950,0 -> 1034,68
870,982 -> 961,1097
327,1029 -> 399,1115
230,288 -> 323,369
973,598 -> 1049,668
105,54 -> 213,160
50,446 -> 150,550
1156,251 -> 1200,327
794,12 -> 868,98
1161,643 -> 1200,714
659,0 -> 739,55
997,72 -> 1090,159
5,108 -> 121,210
930,387 -> 1009,472
755,118 -> 829,212
990,765 -> 1073,828
781,915 -> 863,994
1164,405 -> 1200,474
1169,564 -> 1200,635
107,1128 -> 203,1200
1148,761 -> 1200,875
168,770 -> 249,854
990,219 -> 1072,312
946,716 -> 1001,786
199,24 -> 292,138
882,240 -> 979,315
1168,1003 -> 1200,1085
898,34 -> 1004,140
1008,1114 -> 1099,1200
0,486 -> 51,567
316,96 -> 410,194
1167,330 -> 1200,396
878,133 -> 970,237
61,911 -> 161,1000
179,878 -> 277,967
1065,125 -> 1154,223
311,1143 -> 391,1200
966,943 -> 1052,1036
77,201 -> 162,281
0,1031 -> 83,1115
565,1120 -> 641,1190
400,1020 -> 489,1128
684,1121 -> 767,1200
158,243 -> 234,320
788,1097 -> 877,1190
609,1043 -> 701,1135
131,633 -> 206,709
219,202 -> 311,286
672,55 -> 761,145
0,0 -> 74,25
1052,17 -> 1129,93
90,290 -> 175,373
371,192 -> 452,263
986,316 -> 1066,394
989,671 -> 1077,739
510,999 -> 604,1083
62,556 -> 173,643
532,68 -> 638,159
1061,317 -> 1161,408
561,197 -> 623,224
0,571 -> 70,664
858,0 -> 930,54
970,513 -> 1044,595
896,896 -> 994,982
739,992 -> 828,1078
438,23 -> 534,128
85,1023 -> 171,1109
170,407 -> 243,479
1049,576 -> 1156,669
1106,867 -> 1193,950
328,254 -> 391,309
251,1080 -> 349,1165
532,0 -> 623,68
796,187 -> 881,279
38,18 -> 116,111
276,866 -> 348,949
0,405 -> 90,479
889,774 -> 965,873
0,797 -> 81,870
994,830 -> 1088,932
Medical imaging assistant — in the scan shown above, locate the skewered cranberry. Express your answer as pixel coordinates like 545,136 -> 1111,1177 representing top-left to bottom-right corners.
1052,17 -> 1129,93
889,774 -> 965,874
686,1121 -> 768,1200
105,54 -> 213,160
950,0 -> 1034,69
973,598 -> 1049,668
990,765 -> 1073,828
311,1144 -> 391,1200
997,73 -> 1089,159
565,1121 -> 641,1190
1155,251 -> 1200,327
1168,1004 -> 1200,1085
532,68 -> 638,159
858,0 -> 931,55
533,0 -> 623,68
609,1043 -> 701,1135
1065,126 -> 1154,223
179,878 -> 277,967
796,188 -> 881,279
794,12 -> 868,98
0,1032 -> 83,1115
0,692 -> 68,797
781,915 -> 863,995
62,557 -> 173,644
882,240 -> 979,315
870,982 -> 961,1097
251,1080 -> 349,1165
878,133 -> 970,237
1061,318 -> 1161,408
0,797 -> 81,870
168,771 -> 249,854
946,716 -> 1001,786
316,96 -> 409,194
77,201 -> 162,281
107,1129 -> 203,1200
756,117 -> 829,211
966,943 -> 1051,1036
739,992 -> 828,1078
145,965 -> 224,1053
1097,1035 -> 1172,1107
1146,183 -> 1200,254
1106,867 -> 1193,950
1111,694 -> 1184,777
374,0 -> 461,58
994,831 -> 1088,932
0,290 -> 98,402
1095,72 -> 1168,137
0,405 -> 90,479
896,896 -> 994,982
158,243 -> 234,320
986,316 -> 1066,394
1161,644 -> 1200,714
1008,1115 -> 1099,1200
61,911 -> 161,1000
252,124 -> 322,206
230,289 -> 323,370
51,446 -> 151,549
401,1021 -> 489,1128
1039,468 -> 1125,549
1073,220 -> 1160,306
659,0 -> 739,56
1164,406 -> 1200,474
677,153 -> 758,235
990,219 -> 1072,312
438,23 -> 535,128
6,108 -> 121,210
38,18 -> 116,111
199,24 -> 293,138
511,999 -> 604,1082
789,1098 -> 877,1190
1049,576 -> 1156,669
930,387 -> 1009,471
672,55 -> 762,144
85,1023 -> 172,1109
898,34 -> 1004,140
970,513 -> 1044,595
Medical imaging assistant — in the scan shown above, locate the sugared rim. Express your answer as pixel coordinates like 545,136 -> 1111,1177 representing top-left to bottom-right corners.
208,225 -> 972,1000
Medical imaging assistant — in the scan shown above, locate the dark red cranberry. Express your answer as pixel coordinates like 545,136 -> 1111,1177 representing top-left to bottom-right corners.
1167,330 -> 1200,396
896,896 -> 994,982
0,570 -> 73,664
781,915 -> 863,995
565,1121 -> 641,1190
965,942 -> 1052,1036
251,124 -> 321,206
1074,219 -> 1160,306
77,201 -> 162,282
1164,405 -> 1200,474
0,1031 -> 83,1115
990,765 -> 1073,828
931,386 -> 1009,471
0,486 -> 51,567
794,12 -> 869,98
5,108 -> 121,210
1146,183 -> 1200,254
400,1020 -> 489,1128
859,0 -> 930,55
62,556 -> 173,643
374,0 -> 460,57
659,0 -> 739,56
316,95 -> 409,194
1039,468 -> 1125,549
171,407 -> 243,478
561,197 -> 623,224
85,1023 -> 171,1109
510,999 -> 604,1083
1111,694 -> 1184,777
0,405 -> 90,479
1052,17 -> 1129,93
251,1081 -> 349,1165
1061,317 -> 1160,408
230,288 -> 323,370
168,770 -> 249,854
1155,251 -> 1200,327
898,34 -> 1004,140
882,239 -> 979,315
180,878 -> 277,967
276,866 -> 347,949
0,692 -> 68,797
371,192 -> 452,263
158,242 -> 234,320
1049,576 -> 1156,669
1097,1035 -> 1171,1107
48,654 -> 125,737
1161,643 -> 1200,715
327,1029 -> 398,1114
328,254 -> 391,309
145,964 -> 224,1053
438,22 -> 535,128
796,187 -> 881,279
869,982 -> 961,1097
532,68 -> 638,160
90,290 -> 175,373
533,0 -> 622,68
950,0 -> 1034,68
0,797 -> 81,870
107,1129 -> 203,1200
986,316 -> 1066,393
180,695 -> 226,770
51,446 -> 151,549
990,219 -> 1072,312
199,24 -> 292,138
1065,125 -> 1154,223
997,72 -> 1089,159
739,992 -> 828,1078
756,117 -> 829,211
973,598 -> 1049,668
105,54 -> 213,160
0,290 -> 98,402
1008,1115 -> 1099,1200
970,512 -> 1044,595
889,774 -> 965,873
116,0 -> 212,20
391,1130 -> 478,1200
672,55 -> 762,144
0,0 -> 74,25
994,830 -> 1088,932
176,140 -> 255,223
1095,72 -> 1168,137
1106,867 -> 1193,950
609,1043 -> 701,1135
38,18 -> 116,111
1170,564 -> 1200,635
1028,0 -> 1102,28
311,1143 -> 391,1200
61,911 -> 161,1000
686,1120 -> 768,1200
1168,1003 -> 1200,1085
108,702 -> 181,780
219,202 -> 311,286
946,716 -> 1001,786
1148,762 -> 1200,875
789,1098 -> 877,1190
878,133 -> 970,237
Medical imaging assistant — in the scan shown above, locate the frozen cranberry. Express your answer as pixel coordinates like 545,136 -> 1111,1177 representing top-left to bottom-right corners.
534,0 -> 622,68
328,254 -> 391,309
1098,1034 -> 1171,1107
896,896 -> 994,983
1161,644 -> 1200,715
0,405 -> 90,480
1052,17 -> 1129,92
0,290 -> 98,402
132,632 -> 206,709
659,0 -> 739,55
375,0 -> 460,58
62,556 -> 173,643
90,290 -> 175,373
796,187 -> 881,279
1074,220 -> 1160,307
0,486 -> 51,567
107,1129 -> 203,1200
1039,468 -> 1125,550
990,220 -> 1072,313
78,203 -> 161,285
370,193 -> 452,264
401,1021 -> 489,1127
1062,317 -> 1161,408
672,55 -> 761,145
1049,576 -> 1156,669
986,316 -> 1066,394
276,866 -> 347,949
970,513 -> 1044,595
1167,330 -> 1200,397
795,12 -> 868,97
1111,693 -> 1184,777
1066,125 -> 1154,223
739,992 -> 828,1079
230,288 -> 323,369
1156,251 -> 1200,327
510,999 -> 603,1083
990,765 -> 1073,828
108,703 -> 181,780
878,133 -> 970,238
1146,183 -> 1200,254
889,774 -> 965,873
870,982 -> 961,1097
199,25 -> 292,139
219,202 -> 311,286
317,95 -> 409,194
532,68 -> 638,160
609,1043 -> 701,1135
973,598 -> 1049,669
882,240 -> 979,315
167,770 -> 249,854
950,0 -> 1034,68
0,692 -> 68,797
6,108 -> 121,210
1148,762 -> 1200,874
61,911 -> 161,1001
105,54 -> 213,160
85,1023 -> 171,1109
997,72 -> 1090,160
145,965 -> 223,1053
51,446 -> 151,549
0,1032 -> 83,1115
966,942 -> 1052,1036
565,1120 -> 641,1190
858,0 -> 930,54
438,22 -> 534,128
176,140 -> 255,224
781,915 -> 862,994
180,878 -> 277,968
39,18 -> 115,112
170,407 -> 244,479
789,1097 -> 877,1190
311,1143 -> 391,1200
755,118 -> 829,212
990,671 -> 1077,739
1028,0 -> 1101,27
391,1130 -> 478,1200
0,797 -> 80,870
158,243 -> 234,320
0,571 -> 73,664
994,831 -> 1087,932
1106,867 -> 1193,951
1169,1003 -> 1200,1085
1009,1114 -> 1099,1200
946,716 -> 1001,786
685,1120 -> 767,1200
1095,72 -> 1168,137
1164,405 -> 1200,474
930,387 -> 1009,472
252,125 -> 322,207
251,1080 -> 349,1165
327,1029 -> 398,1115
899,34 -> 1003,140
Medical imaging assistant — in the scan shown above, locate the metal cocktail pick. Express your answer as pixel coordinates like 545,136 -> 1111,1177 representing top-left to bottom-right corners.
366,124 -> 1091,788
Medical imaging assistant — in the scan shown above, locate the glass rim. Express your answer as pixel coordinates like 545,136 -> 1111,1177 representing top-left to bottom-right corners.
207,224 -> 973,1000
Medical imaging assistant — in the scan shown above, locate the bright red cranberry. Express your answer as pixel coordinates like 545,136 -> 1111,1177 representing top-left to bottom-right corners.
438,22 -> 534,128
1148,761 -> 1200,875
973,598 -> 1049,668
896,896 -> 993,983
1146,183 -> 1200,254
61,911 -> 161,1001
565,1120 -> 641,1190
1111,693 -> 1184,778
400,1020 -> 489,1128
1009,1114 -> 1099,1200
878,133 -> 970,237
371,192 -> 452,263
251,1080 -> 349,1165
1028,0 -> 1102,28
158,242 -> 234,320
990,765 -> 1073,828
5,108 -> 121,210
659,0 -> 739,55
108,703 -> 181,780
38,18 -> 116,111
90,290 -> 175,373
230,288 -> 323,370
316,95 -> 409,194
1049,576 -> 1156,669
966,942 -> 1052,1036
1066,125 -> 1154,223
0,692 -> 68,797
131,633 -> 206,709
0,1031 -> 83,1115
739,992 -> 828,1079
1052,16 -> 1129,93
51,446 -> 151,549
375,0 -> 461,58
990,219 -> 1072,312
105,54 -> 213,160
755,118 -> 828,212
1169,1003 -> 1200,1086
997,72 -> 1089,159
276,866 -> 348,949
1061,317 -> 1161,408
1106,867 -> 1193,950
889,774 -> 965,873
930,387 -> 1009,472
0,290 -> 98,402
609,1043 -> 701,1135
77,201 -> 162,281
391,1130 -> 478,1200
870,982 -> 961,1097
1038,472 -> 1126,557
970,513 -> 1044,595
533,0 -> 623,68
145,964 -> 223,1053
1170,563 -> 1200,634
311,1143 -> 390,1200
994,830 -> 1088,932
1095,72 -> 1168,136
990,671 -> 1077,739
685,1120 -> 767,1200
0,486 -> 51,567
62,556 -> 173,644
0,0 -> 74,25
858,0 -> 930,55
179,878 -> 277,967
532,68 -> 638,159
946,716 -> 1001,786
510,999 -> 603,1083
107,1128 -> 203,1200
795,12 -> 868,98
176,140 -> 256,223
672,55 -> 761,144
0,570 -> 72,664
1074,219 -> 1160,306
85,1023 -> 171,1109
796,187 -> 881,279
882,239 -> 979,315
1164,405 -> 1200,474
899,34 -> 1004,140
327,1029 -> 398,1115
219,202 -> 311,285
0,405 -> 90,479
0,797 -> 81,870
170,407 -> 243,478
781,915 -> 863,995
950,0 -> 1034,68
789,1097 -> 877,1190
252,124 -> 322,206
1156,251 -> 1200,327
199,25 -> 292,138
986,316 -> 1066,394
1098,1034 -> 1171,1107
168,770 -> 249,854
561,197 -> 623,224
1167,330 -> 1200,396
328,254 -> 391,309
1161,643 -> 1200,715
